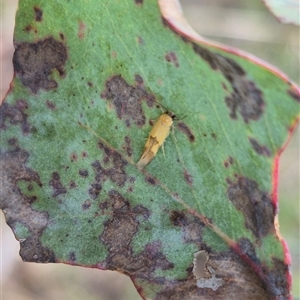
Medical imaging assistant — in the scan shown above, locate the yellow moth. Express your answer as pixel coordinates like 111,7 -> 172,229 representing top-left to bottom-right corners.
137,111 -> 176,168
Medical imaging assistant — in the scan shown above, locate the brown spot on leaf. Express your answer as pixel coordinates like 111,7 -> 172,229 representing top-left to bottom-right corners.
192,44 -> 221,70
24,24 -> 37,33
177,122 -> 195,142
237,238 -> 260,264
81,199 -> 92,210
165,51 -> 179,67
183,169 -> 193,185
211,133 -> 217,140
49,172 -> 67,198
0,149 -> 41,209
13,37 -> 67,93
59,33 -> 65,40
129,177 -> 135,184
100,192 -> 173,280
249,138 -> 271,157
98,142 -> 127,186
122,135 -> 132,157
79,169 -> 89,177
225,80 -> 264,123
170,209 -> 205,247
236,238 -> 290,298
224,156 -> 234,168
133,204 -> 149,217
266,257 -> 290,299
287,87 -> 300,102
69,180 -> 76,189
70,152 -> 77,162
20,236 -> 56,262
0,149 -> 54,263
227,176 -> 275,241
34,6 -> 43,22
146,176 -> 156,185
135,74 -> 144,85
170,210 -> 188,227
99,199 -> 109,212
69,252 -> 76,262
183,218 -> 205,247
134,0 -> 143,4
46,100 -> 56,110
192,44 -> 264,123
89,143 -> 127,199
101,75 -> 155,127
8,138 -> 18,146
78,21 -> 86,39
0,100 -> 31,134
89,161 -> 105,199
17,100 -> 28,110
87,81 -> 93,87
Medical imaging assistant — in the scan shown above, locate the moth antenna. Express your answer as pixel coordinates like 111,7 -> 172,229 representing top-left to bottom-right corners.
154,100 -> 168,112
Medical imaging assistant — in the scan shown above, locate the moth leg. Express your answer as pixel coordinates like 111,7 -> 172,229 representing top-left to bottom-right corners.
161,142 -> 165,156
171,124 -> 177,142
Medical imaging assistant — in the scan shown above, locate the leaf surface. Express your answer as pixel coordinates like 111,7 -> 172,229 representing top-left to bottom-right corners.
1,1 -> 299,299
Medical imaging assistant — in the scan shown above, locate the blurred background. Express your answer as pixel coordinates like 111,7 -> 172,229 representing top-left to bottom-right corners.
1,0 -> 299,299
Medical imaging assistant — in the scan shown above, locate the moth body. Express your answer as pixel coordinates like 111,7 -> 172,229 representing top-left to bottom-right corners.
137,112 -> 175,168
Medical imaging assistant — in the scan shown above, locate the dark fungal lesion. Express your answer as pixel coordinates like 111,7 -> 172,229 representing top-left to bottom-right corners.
34,6 -> 43,22
0,100 -> 31,134
49,172 -> 67,197
249,137 -> 271,157
227,176 -> 275,241
165,51 -> 179,67
189,43 -> 265,123
101,75 -> 155,128
13,37 -> 68,93
177,122 -> 195,142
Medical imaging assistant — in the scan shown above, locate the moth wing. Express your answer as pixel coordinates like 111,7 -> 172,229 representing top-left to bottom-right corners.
137,137 -> 159,168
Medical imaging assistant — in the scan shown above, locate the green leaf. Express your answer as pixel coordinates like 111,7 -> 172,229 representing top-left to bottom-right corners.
1,0 -> 299,299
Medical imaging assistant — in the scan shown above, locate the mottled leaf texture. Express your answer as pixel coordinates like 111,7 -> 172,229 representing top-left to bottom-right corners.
0,1 -> 299,300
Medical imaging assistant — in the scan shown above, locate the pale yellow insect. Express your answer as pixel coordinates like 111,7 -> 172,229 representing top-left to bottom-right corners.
137,111 -> 176,168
